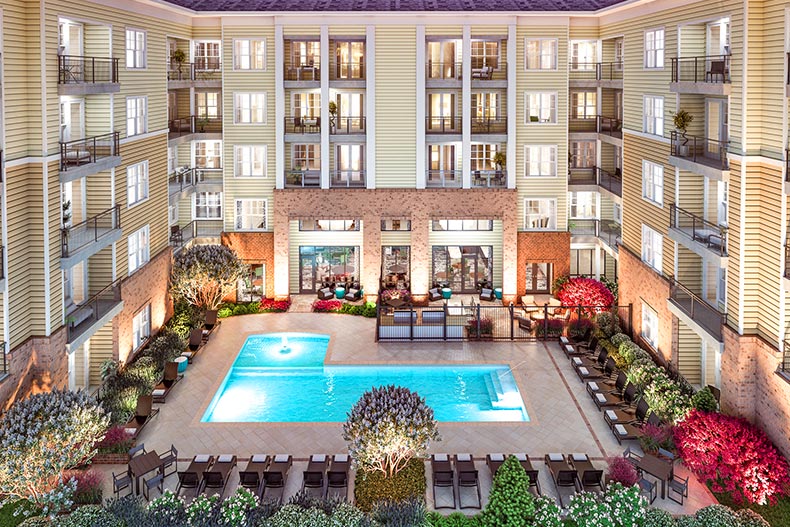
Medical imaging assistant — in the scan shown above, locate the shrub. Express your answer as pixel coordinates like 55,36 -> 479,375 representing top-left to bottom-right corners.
606,456 -> 639,487
642,370 -> 692,423
639,422 -> 674,454
625,361 -> 663,392
466,317 -> 494,336
103,495 -> 147,527
165,302 -> 202,340
268,504 -> 329,527
312,299 -> 343,312
186,494 -> 220,527
594,311 -> 621,337
427,512 -> 481,527
566,491 -> 613,527
674,410 -> 790,505
551,274 -> 570,296
232,302 -> 261,316
94,425 -> 134,454
480,455 -> 534,527
735,509 -> 771,527
618,340 -> 643,367
260,298 -> 291,312
63,469 -> 103,505
18,518 -> 51,527
354,457 -> 426,513
219,487 -> 258,526
534,318 -> 564,338
170,244 -> 248,310
52,506 -> 121,527
372,499 -> 427,527
603,482 -> 647,527
340,302 -> 378,318
329,502 -> 367,527
694,504 -> 740,527
691,386 -> 718,412
217,307 -> 233,318
0,390 -> 109,512
644,508 -> 677,527
555,276 -> 615,315
147,490 -> 186,524
567,317 -> 595,341
610,333 -> 632,347
531,495 -> 562,527
141,331 -> 185,371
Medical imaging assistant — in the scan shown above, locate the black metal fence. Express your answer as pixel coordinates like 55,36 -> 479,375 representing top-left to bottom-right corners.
58,55 -> 119,84
671,55 -> 730,83
781,340 -> 790,375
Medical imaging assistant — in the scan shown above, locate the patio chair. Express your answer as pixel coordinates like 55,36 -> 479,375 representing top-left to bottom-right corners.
622,446 -> 642,463
152,361 -> 182,403
639,477 -> 657,504
239,454 -> 270,498
611,421 -> 642,445
344,287 -> 363,302
159,444 -> 179,478
302,454 -> 330,497
123,395 -> 159,440
317,287 -> 334,300
326,454 -> 351,499
563,342 -> 585,358
203,454 -> 237,498
431,454 -> 456,509
514,453 -> 541,495
657,447 -> 677,464
454,454 -> 481,509
112,471 -> 132,498
604,397 -> 650,428
128,443 -> 147,458
204,310 -> 219,333
428,288 -> 442,302
568,453 -> 604,492
485,453 -> 505,476
668,473 -> 689,505
479,287 -> 495,302
262,454 -> 293,504
143,473 -> 164,501
170,225 -> 183,244
471,66 -> 493,79
544,453 -> 579,507
177,455 -> 214,497
706,60 -> 727,82
571,346 -> 608,374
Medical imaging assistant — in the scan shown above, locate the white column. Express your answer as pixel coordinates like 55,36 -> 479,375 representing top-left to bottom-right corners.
462,26 -> 471,189
416,26 -> 426,189
275,25 -> 285,189
366,25 -> 376,189
507,24 -> 517,189
320,26 -> 330,189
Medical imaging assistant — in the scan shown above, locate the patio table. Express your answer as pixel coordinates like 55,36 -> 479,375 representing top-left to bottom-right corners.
634,452 -> 672,499
128,450 -> 163,494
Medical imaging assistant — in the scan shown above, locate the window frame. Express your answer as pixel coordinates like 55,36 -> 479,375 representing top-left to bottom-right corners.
233,92 -> 267,124
524,145 -> 558,177
127,225 -> 150,275
644,27 -> 665,69
524,92 -> 558,124
193,191 -> 223,220
641,302 -> 659,348
132,304 -> 151,352
569,191 -> 599,219
125,28 -> 147,69
126,160 -> 149,207
643,95 -> 664,136
571,91 -> 598,120
642,160 -> 664,207
125,96 -> 147,137
523,198 -> 557,231
525,38 -> 558,71
234,198 -> 267,231
641,224 -> 663,273
233,38 -> 266,70
431,219 -> 494,231
234,145 -> 267,178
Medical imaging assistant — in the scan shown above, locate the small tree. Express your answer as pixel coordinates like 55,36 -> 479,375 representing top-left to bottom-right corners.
170,244 -> 248,311
343,385 -> 439,478
0,390 -> 109,508
481,455 -> 535,527
673,109 -> 694,147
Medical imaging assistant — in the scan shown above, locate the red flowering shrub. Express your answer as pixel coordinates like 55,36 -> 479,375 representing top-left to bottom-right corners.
312,299 -> 343,313
674,410 -> 790,505
555,277 -> 615,316
94,424 -> 133,453
260,298 -> 291,312
63,469 -> 104,504
607,456 -> 639,486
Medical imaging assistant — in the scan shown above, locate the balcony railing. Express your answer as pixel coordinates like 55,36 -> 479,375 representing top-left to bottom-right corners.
426,169 -> 462,188
786,149 -> 790,181
781,339 -> 790,374
168,116 -> 222,137
471,61 -> 506,81
597,166 -> 622,197
471,169 -> 506,188
426,61 -> 462,80
568,62 -> 623,81
787,53 -> 790,86
0,245 -> 4,280
169,167 -> 223,195
169,115 -> 195,137
426,117 -> 462,134
669,277 -> 726,341
285,116 -> 321,134
671,55 -> 731,83
330,170 -> 366,188
167,60 -> 222,81
67,279 -> 122,343
331,116 -> 366,134
285,169 -> 321,188
170,220 -> 223,252
569,117 -> 597,133
670,203 -> 728,256
597,115 -> 623,138
568,168 -> 597,185
785,241 -> 790,279
60,132 -> 120,172
332,61 -> 365,80
471,118 -> 507,134
568,219 -> 621,249
284,64 -> 320,81
670,131 -> 729,170
58,55 -> 119,84
61,205 -> 121,258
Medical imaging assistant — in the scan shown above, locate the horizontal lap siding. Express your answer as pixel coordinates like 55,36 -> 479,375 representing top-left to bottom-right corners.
677,320 -> 702,384
88,323 -> 113,387
676,169 -> 704,217
726,159 -> 742,326
47,159 -> 63,332
381,231 -> 411,246
330,26 -> 366,36
676,245 -> 702,293
751,0 -> 786,158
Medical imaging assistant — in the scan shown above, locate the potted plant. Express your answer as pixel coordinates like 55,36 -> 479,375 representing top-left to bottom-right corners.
492,151 -> 506,174
466,316 -> 494,339
673,109 -> 694,156
328,100 -> 338,132
171,48 -> 187,79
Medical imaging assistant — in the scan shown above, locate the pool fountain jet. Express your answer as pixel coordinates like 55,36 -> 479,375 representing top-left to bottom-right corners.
279,334 -> 291,354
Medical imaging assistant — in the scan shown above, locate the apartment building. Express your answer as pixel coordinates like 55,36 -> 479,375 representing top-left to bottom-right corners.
0,0 -> 788,456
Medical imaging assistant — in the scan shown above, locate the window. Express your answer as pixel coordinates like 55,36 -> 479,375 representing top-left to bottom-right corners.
471,93 -> 498,120
471,143 -> 499,171
234,39 -> 266,70
194,41 -> 220,70
644,28 -> 665,69
125,28 -> 146,68
570,141 -> 596,168
471,40 -> 499,69
570,41 -> 597,70
525,145 -> 557,177
641,224 -> 663,273
194,140 -> 222,169
641,303 -> 659,348
613,202 -> 622,224
524,199 -> 557,230
299,219 -> 359,231
235,199 -> 267,230
525,263 -> 552,293
432,219 -> 493,231
569,191 -> 598,218
525,39 -> 557,70
167,147 -> 177,174
128,225 -> 150,275
237,263 -> 265,303
196,92 -> 220,119
235,145 -> 266,177
571,91 -> 597,119
614,39 -> 624,68
292,144 -> 321,171
234,93 -> 266,124
126,96 -> 147,136
132,304 -> 151,351
168,204 -> 178,225
571,249 -> 595,276
643,96 -> 664,136
126,161 -> 149,206
194,192 -> 222,219
525,92 -> 557,124
381,219 -> 411,231
642,160 -> 664,206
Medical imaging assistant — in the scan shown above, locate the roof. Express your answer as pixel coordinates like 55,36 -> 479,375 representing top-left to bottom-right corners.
161,0 -> 629,12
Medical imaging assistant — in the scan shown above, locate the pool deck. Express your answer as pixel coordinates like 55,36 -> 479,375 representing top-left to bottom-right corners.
98,312 -> 716,515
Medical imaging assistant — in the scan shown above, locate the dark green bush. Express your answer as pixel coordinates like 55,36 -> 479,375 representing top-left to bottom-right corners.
480,455 -> 534,527
354,458 -> 426,513
18,518 -> 51,527
165,302 -> 202,340
372,499 -> 427,527
53,505 -> 122,527
140,332 -> 184,371
691,386 -> 719,412
427,512 -> 482,526
339,302 -> 377,317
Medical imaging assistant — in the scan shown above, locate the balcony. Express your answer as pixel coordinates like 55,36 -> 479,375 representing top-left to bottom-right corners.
167,60 -> 222,87
169,167 -> 223,198
568,62 -> 623,86
568,168 -> 597,186
569,219 -> 621,252
597,167 -> 622,197
285,116 -> 321,135
787,53 -> 790,97
471,169 -> 506,188
426,117 -> 462,135
471,117 -> 507,135
331,116 -> 366,135
426,61 -> 462,82
61,205 -> 122,266
669,203 -> 728,259
66,279 -> 123,346
58,55 -> 120,95
779,340 -> 790,380
470,62 -> 507,86
597,115 -> 622,141
284,63 -> 320,82
330,61 -> 365,81
285,170 -> 321,188
59,132 -> 121,182
168,116 -> 222,143
670,55 -> 731,95
330,170 -> 366,188
426,169 -> 462,188
170,220 -> 223,254
669,277 -> 726,342
669,131 -> 729,180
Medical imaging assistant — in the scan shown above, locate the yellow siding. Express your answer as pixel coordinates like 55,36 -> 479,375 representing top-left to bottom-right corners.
677,320 -> 702,385
88,323 -> 114,387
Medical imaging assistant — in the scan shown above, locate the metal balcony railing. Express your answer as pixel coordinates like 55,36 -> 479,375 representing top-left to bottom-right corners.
670,203 -> 728,256
169,167 -> 223,194
61,205 -> 121,258
597,115 -> 623,137
285,170 -> 321,188
426,169 -> 462,188
471,118 -> 507,134
331,116 -> 366,134
669,277 -> 726,341
167,60 -> 221,81
597,166 -> 622,197
568,61 -> 624,81
785,148 -> 789,181
781,339 -> 790,374
332,61 -> 365,80
567,218 -> 621,248
169,115 -> 195,137
787,53 -> 790,85
785,241 -> 790,279
471,169 -> 506,188
285,116 -> 321,134
426,61 -> 461,80
670,131 -> 729,170
671,55 -> 731,83
58,55 -> 119,84
426,117 -> 462,134
284,63 -> 320,81
0,245 -> 4,280
330,170 -> 366,188
568,168 -> 597,185
169,220 -> 223,252
59,132 -> 120,172
471,61 -> 506,81
66,279 -> 122,343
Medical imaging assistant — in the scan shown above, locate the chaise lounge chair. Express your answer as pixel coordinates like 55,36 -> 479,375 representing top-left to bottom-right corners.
203,454 -> 237,498
123,395 -> 160,440
239,454 -> 270,498
262,454 -> 293,504
544,453 -> 580,507
152,361 -> 183,403
177,455 -> 214,497
302,454 -> 330,497
611,421 -> 643,444
604,397 -> 650,428
568,453 -> 603,492
485,453 -> 506,476
454,454 -> 481,509
431,454 -> 456,509
326,454 -> 351,499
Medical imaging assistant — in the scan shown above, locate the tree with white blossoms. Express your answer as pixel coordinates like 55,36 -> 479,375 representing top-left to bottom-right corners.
0,389 -> 109,511
343,385 -> 439,478
170,244 -> 248,311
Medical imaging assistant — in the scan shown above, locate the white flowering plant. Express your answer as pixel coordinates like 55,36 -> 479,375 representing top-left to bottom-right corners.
567,491 -> 615,527
603,481 -> 647,527
186,493 -> 219,526
219,487 -> 258,526
147,490 -> 186,524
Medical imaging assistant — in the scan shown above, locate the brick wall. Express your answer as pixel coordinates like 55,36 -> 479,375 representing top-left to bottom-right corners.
516,231 -> 570,303
0,327 -> 68,411
221,232 -> 275,299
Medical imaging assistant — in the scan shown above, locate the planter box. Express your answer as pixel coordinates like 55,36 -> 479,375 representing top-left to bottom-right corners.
92,452 -> 130,465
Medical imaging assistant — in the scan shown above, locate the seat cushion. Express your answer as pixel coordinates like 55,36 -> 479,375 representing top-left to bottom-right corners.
605,410 -> 618,421
488,453 -> 504,462
578,367 -> 590,376
433,453 -> 448,462
595,393 -> 608,404
587,382 -> 600,392
251,454 -> 267,463
194,454 -> 210,463
572,453 -> 588,462
514,453 -> 528,461
218,454 -> 234,463
548,453 -> 563,462
312,454 -> 326,463
615,424 -> 628,436
334,454 -> 349,463
274,454 -> 290,463
456,453 -> 472,462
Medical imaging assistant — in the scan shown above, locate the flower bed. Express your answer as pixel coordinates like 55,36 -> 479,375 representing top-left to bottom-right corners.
312,299 -> 343,312
217,298 -> 292,318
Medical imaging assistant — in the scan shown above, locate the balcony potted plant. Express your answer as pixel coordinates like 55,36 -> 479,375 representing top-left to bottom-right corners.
328,101 -> 338,132
673,109 -> 694,156
171,48 -> 187,80
493,151 -> 506,175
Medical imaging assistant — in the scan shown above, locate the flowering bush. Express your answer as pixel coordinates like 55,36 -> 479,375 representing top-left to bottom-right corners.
643,507 -> 677,527
52,504 -> 119,527
534,318 -> 564,338
466,316 -> 494,336
568,317 -> 595,341
625,361 -> 663,391
531,495 -> 562,527
94,425 -> 133,454
639,422 -> 674,454
480,456 -> 535,526
147,490 -> 186,524
674,410 -> 790,505
379,288 -> 411,303
555,277 -> 615,315
606,456 -> 639,487
603,482 -> 647,527
566,491 -> 613,527
219,488 -> 257,526
62,470 -> 103,505
735,509 -> 771,527
642,370 -> 692,423
312,299 -> 343,312
610,333 -> 632,347
170,245 -> 248,310
260,298 -> 291,312
693,504 -> 741,527
186,494 -> 219,526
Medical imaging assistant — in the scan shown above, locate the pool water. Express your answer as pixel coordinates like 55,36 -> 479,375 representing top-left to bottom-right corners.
201,333 -> 529,423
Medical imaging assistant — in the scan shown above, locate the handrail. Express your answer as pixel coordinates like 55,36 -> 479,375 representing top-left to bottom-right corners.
284,169 -> 321,188
66,279 -> 122,342
471,169 -> 507,188
426,169 -> 463,188
470,61 -> 506,80
284,63 -> 320,81
568,219 -> 621,249
426,61 -> 462,80
284,116 -> 321,134
670,55 -> 731,83
59,132 -> 120,171
330,170 -> 366,188
168,115 -> 195,136
61,205 -> 121,258
426,116 -> 462,134
669,276 -> 727,340
670,203 -> 728,256
597,115 -> 622,136
568,61 -> 623,80
596,166 -> 622,197
471,117 -> 507,134
670,131 -> 729,170
331,116 -> 366,134
169,220 -> 223,251
58,55 -> 119,84
0,245 -> 4,280
333,61 -> 365,80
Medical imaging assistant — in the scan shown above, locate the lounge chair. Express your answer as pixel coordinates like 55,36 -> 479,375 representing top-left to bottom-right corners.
571,346 -> 608,373
123,395 -> 159,440
344,286 -> 363,302
479,288 -> 495,302
573,354 -> 610,383
514,314 -> 531,332
317,287 -> 334,300
590,374 -> 629,411
428,288 -> 442,302
454,454 -> 481,509
152,361 -> 183,403
204,310 -> 219,333
203,454 -> 237,498
604,398 -> 651,429
577,335 -> 599,354
513,453 -> 541,495
611,421 -> 642,444
431,454 -> 456,509
239,454 -> 270,498
262,454 -> 293,504
326,454 -> 351,499
544,453 -> 580,507
485,453 -> 505,476
302,454 -> 329,497
562,342 -> 585,358
182,328 -> 205,363
177,455 -> 214,497
568,453 -> 603,492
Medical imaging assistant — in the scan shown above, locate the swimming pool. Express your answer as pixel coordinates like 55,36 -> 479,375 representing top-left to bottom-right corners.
201,333 -> 529,423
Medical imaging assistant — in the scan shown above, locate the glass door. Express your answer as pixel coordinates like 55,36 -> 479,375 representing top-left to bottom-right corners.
428,144 -> 457,185
705,99 -> 728,160
462,252 -> 479,291
299,250 -> 316,293
427,41 -> 458,79
336,92 -> 364,133
428,93 -> 456,132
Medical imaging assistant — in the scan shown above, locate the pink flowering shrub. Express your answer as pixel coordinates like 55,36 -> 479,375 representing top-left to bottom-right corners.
95,424 -> 133,454
606,456 -> 639,487
312,299 -> 343,312
555,277 -> 615,316
63,469 -> 104,504
260,298 -> 291,312
674,410 -> 790,505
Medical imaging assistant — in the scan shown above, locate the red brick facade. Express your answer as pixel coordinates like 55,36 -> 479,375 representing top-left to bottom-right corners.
221,232 -> 276,299
516,231 -> 571,301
